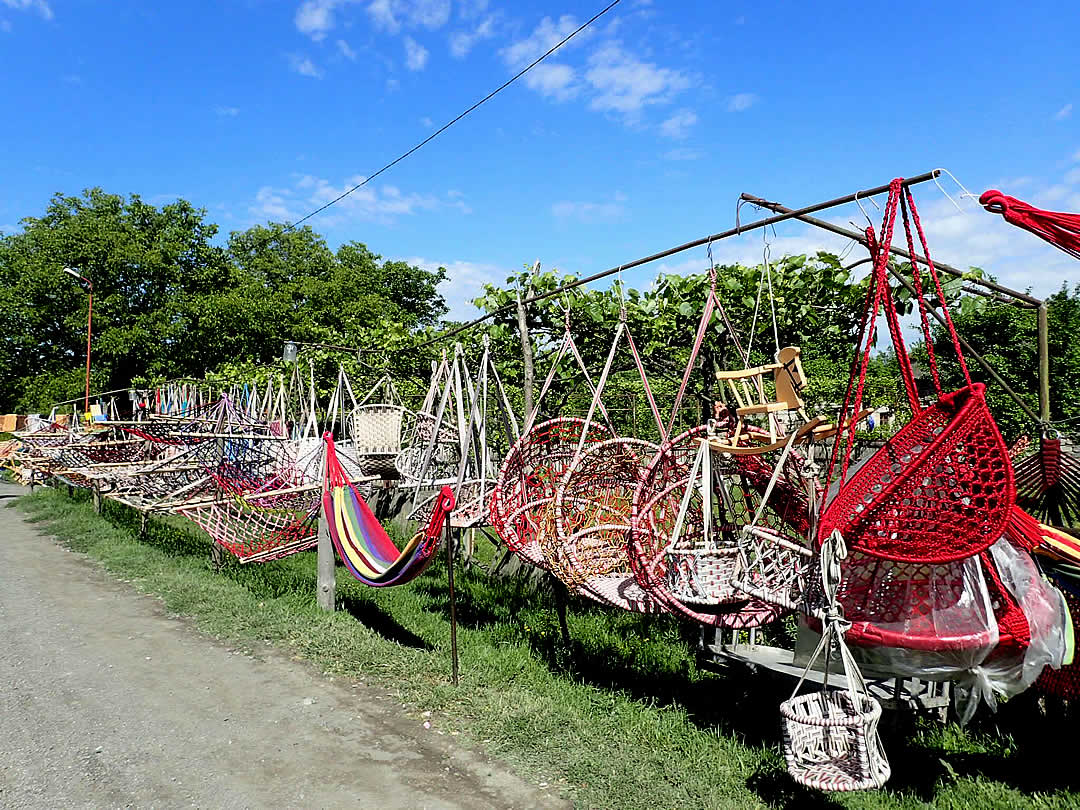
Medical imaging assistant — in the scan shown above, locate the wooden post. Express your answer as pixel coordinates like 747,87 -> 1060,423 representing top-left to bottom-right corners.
1038,302 -> 1051,423
446,515 -> 459,686
317,510 -> 336,611
515,288 -> 535,419
92,484 -> 102,515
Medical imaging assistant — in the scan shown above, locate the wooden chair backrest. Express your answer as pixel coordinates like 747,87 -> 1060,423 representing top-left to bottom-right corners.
773,346 -> 806,410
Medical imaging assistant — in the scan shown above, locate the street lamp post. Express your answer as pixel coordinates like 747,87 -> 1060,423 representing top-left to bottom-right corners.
62,267 -> 93,419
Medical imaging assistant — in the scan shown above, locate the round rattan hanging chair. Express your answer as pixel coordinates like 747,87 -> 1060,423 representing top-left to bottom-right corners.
490,417 -> 612,570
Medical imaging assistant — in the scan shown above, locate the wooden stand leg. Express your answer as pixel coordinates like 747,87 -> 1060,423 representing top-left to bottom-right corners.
317,511 -> 336,612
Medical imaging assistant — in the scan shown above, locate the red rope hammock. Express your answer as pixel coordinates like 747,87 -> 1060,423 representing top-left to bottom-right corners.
980,190 -> 1080,261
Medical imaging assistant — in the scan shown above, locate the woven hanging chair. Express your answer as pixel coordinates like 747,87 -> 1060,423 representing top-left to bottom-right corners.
629,426 -> 812,629
490,417 -> 612,570
352,403 -> 408,478
550,437 -> 667,613
822,180 -> 1015,565
820,384 -> 1013,563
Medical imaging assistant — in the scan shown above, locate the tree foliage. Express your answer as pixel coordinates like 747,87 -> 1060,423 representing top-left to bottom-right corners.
0,189 -> 447,412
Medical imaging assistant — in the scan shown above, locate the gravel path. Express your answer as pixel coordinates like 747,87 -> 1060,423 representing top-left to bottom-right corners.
0,485 -> 566,809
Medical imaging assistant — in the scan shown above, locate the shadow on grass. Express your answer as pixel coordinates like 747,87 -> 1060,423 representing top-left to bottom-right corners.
339,593 -> 434,651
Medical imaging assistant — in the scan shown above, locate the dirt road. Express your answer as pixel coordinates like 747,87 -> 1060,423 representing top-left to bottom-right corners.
0,486 -> 566,809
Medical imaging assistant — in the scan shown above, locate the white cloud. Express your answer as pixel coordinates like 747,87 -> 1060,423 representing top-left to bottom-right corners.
337,38 -> 357,60
367,0 -> 450,33
726,92 -> 757,112
1,0 -> 52,20
584,41 -> 689,117
1065,167 -> 1080,185
660,108 -> 697,139
663,147 -> 703,161
215,106 -> 240,117
290,55 -> 324,78
448,14 -> 495,58
524,63 -> 577,100
420,115 -> 433,127
1054,103 -> 1073,121
501,15 -> 584,69
0,19 -> 11,32
552,193 -> 627,223
249,174 -> 470,227
1073,148 -> 1080,162
404,36 -> 428,70
406,256 -> 508,320
295,0 -> 344,41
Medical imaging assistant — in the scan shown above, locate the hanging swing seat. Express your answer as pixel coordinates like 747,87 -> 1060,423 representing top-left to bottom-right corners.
711,345 -> 873,454
324,433 -> 455,587
351,404 -> 409,478
820,383 -> 1013,564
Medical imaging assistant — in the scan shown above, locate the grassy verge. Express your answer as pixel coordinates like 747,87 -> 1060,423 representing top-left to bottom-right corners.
13,485 -> 1080,809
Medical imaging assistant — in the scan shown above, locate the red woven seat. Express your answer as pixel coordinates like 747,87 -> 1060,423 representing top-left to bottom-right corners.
490,417 -> 611,570
824,179 -> 1016,566
820,384 -> 1013,563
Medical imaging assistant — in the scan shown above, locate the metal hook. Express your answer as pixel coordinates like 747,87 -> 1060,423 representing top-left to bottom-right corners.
853,189 -> 877,228
933,167 -> 978,213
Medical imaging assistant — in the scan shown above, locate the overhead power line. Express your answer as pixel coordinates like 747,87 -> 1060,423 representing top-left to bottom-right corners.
287,0 -> 623,231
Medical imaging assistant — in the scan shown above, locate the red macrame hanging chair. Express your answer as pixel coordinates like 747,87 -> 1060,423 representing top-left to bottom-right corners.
817,179 -> 1034,655
820,179 -> 1015,565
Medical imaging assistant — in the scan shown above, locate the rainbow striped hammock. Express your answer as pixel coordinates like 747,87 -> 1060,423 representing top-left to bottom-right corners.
323,433 -> 454,586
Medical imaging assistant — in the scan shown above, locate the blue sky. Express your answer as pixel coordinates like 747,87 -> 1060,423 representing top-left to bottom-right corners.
3,0 -> 1079,319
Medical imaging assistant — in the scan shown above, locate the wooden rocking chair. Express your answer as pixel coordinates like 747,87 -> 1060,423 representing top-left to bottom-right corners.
710,347 -> 870,454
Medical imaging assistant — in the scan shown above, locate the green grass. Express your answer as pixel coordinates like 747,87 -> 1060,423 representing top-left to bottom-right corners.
13,485 -> 1080,809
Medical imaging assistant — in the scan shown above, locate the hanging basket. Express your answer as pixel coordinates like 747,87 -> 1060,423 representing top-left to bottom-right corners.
665,545 -> 743,605
780,689 -> 890,792
820,384 -> 1014,564
734,525 -> 813,612
350,404 -> 407,478
629,426 -> 810,629
781,531 -> 890,792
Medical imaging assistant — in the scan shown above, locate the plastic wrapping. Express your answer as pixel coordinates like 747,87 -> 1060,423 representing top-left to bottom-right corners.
833,551 -> 1000,680
953,538 -> 1069,722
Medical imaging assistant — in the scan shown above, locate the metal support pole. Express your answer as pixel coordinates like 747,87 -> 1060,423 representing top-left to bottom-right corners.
1038,303 -> 1051,423
742,196 -> 1042,424
317,510 -> 336,611
446,514 -> 459,686
740,194 -> 1043,308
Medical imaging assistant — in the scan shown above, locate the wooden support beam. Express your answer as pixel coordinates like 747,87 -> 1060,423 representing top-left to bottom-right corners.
316,509 -> 336,612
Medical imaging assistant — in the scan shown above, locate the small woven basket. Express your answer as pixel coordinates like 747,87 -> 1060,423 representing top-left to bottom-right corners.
780,531 -> 890,792
664,545 -> 743,605
780,689 -> 889,792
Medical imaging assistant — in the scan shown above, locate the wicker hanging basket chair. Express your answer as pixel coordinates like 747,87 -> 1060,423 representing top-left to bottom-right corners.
490,417 -> 613,570
629,425 -> 814,629
550,437 -> 668,612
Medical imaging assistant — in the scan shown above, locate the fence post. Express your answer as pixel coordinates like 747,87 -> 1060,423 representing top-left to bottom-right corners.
317,510 -> 336,611
93,484 -> 102,515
